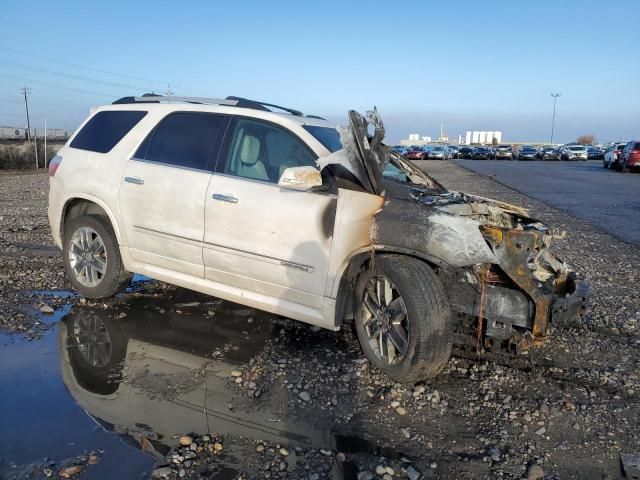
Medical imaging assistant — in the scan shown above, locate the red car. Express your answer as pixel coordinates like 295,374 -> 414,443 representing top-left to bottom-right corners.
405,146 -> 428,160
621,140 -> 640,173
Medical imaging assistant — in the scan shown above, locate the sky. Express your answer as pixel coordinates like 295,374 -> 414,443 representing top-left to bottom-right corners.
0,0 -> 638,144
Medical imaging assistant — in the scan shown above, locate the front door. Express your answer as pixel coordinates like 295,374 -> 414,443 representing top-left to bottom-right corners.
203,117 -> 336,310
119,112 -> 230,278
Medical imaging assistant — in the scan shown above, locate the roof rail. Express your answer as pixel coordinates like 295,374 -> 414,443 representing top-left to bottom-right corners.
111,94 -> 326,120
225,96 -> 303,116
112,95 -> 239,106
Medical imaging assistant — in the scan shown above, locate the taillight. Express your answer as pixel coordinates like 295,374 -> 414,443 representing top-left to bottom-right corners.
48,155 -> 62,177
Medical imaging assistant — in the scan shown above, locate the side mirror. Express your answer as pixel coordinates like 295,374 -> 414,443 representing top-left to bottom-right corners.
277,166 -> 322,191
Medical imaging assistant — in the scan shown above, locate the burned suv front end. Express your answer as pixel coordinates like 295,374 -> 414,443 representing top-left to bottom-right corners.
324,109 -> 589,357
371,181 -> 590,356
434,194 -> 589,354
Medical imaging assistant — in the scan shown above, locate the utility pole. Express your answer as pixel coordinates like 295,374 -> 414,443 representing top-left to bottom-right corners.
165,84 -> 174,102
44,115 -> 47,169
550,93 -> 561,145
34,132 -> 39,169
20,87 -> 32,145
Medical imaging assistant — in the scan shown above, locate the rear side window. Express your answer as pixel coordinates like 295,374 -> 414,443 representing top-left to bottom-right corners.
135,112 -> 229,170
70,111 -> 147,153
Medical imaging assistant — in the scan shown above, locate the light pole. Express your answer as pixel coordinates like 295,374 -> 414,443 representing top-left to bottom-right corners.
550,93 -> 561,145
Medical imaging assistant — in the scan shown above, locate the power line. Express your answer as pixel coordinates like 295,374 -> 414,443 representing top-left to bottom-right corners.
0,59 -> 155,92
0,72 -> 120,99
0,45 -> 209,96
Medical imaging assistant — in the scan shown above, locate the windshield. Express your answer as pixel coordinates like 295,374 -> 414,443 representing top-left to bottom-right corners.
303,125 -> 342,153
569,146 -> 585,151
382,162 -> 408,182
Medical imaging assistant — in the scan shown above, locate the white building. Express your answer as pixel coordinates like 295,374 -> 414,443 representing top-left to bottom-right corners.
399,133 -> 432,146
462,130 -> 502,145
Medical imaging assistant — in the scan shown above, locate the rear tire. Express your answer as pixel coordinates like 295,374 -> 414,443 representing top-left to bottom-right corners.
354,255 -> 452,383
63,215 -> 132,298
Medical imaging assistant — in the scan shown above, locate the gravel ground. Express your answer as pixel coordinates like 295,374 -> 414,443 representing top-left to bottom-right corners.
0,171 -> 67,338
1,165 -> 639,479
0,171 -> 163,338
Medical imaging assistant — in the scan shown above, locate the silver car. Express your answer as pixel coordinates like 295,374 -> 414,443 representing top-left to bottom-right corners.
561,145 -> 588,161
428,146 -> 448,160
494,145 -> 514,160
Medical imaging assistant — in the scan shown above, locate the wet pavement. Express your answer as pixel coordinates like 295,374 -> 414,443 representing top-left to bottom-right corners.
0,288 -> 426,479
455,159 -> 640,245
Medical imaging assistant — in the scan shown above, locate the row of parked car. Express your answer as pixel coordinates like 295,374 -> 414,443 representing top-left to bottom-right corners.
393,141 -> 640,171
602,141 -> 640,172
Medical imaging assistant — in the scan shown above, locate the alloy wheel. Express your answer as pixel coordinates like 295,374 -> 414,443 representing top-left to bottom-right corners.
361,275 -> 410,365
72,314 -> 112,368
68,226 -> 107,287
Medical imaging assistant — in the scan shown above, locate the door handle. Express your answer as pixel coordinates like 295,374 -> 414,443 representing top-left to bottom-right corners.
212,193 -> 238,204
124,176 -> 144,185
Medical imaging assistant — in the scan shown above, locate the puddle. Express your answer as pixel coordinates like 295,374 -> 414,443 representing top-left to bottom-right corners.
1,289 -> 405,479
0,307 -> 155,479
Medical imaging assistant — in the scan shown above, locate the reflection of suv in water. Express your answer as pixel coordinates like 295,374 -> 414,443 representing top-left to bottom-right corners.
60,300 -> 335,459
48,95 -> 588,382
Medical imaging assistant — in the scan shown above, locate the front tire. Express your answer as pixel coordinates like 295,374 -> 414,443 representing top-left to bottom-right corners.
354,255 -> 452,383
63,215 -> 132,298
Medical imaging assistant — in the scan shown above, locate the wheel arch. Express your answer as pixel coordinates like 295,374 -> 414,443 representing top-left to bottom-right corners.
61,195 -> 124,246
333,246 -> 446,328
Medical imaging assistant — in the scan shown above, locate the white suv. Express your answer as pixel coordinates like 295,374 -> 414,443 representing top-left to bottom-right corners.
48,95 -> 588,382
560,144 -> 588,160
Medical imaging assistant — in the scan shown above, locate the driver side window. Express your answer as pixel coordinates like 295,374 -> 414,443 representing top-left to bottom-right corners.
224,118 -> 317,183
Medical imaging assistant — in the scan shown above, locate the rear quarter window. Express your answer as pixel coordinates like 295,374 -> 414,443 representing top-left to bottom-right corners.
70,110 -> 147,153
135,112 -> 229,171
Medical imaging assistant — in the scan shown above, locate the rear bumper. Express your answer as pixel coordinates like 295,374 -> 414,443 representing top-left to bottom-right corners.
48,177 -> 64,249
627,156 -> 640,167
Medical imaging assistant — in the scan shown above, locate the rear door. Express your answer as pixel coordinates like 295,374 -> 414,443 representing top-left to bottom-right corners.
119,112 -> 230,278
202,117 -> 336,310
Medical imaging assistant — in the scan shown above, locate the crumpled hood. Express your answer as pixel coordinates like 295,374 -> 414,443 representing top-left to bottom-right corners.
383,177 -> 534,230
374,179 -> 567,270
